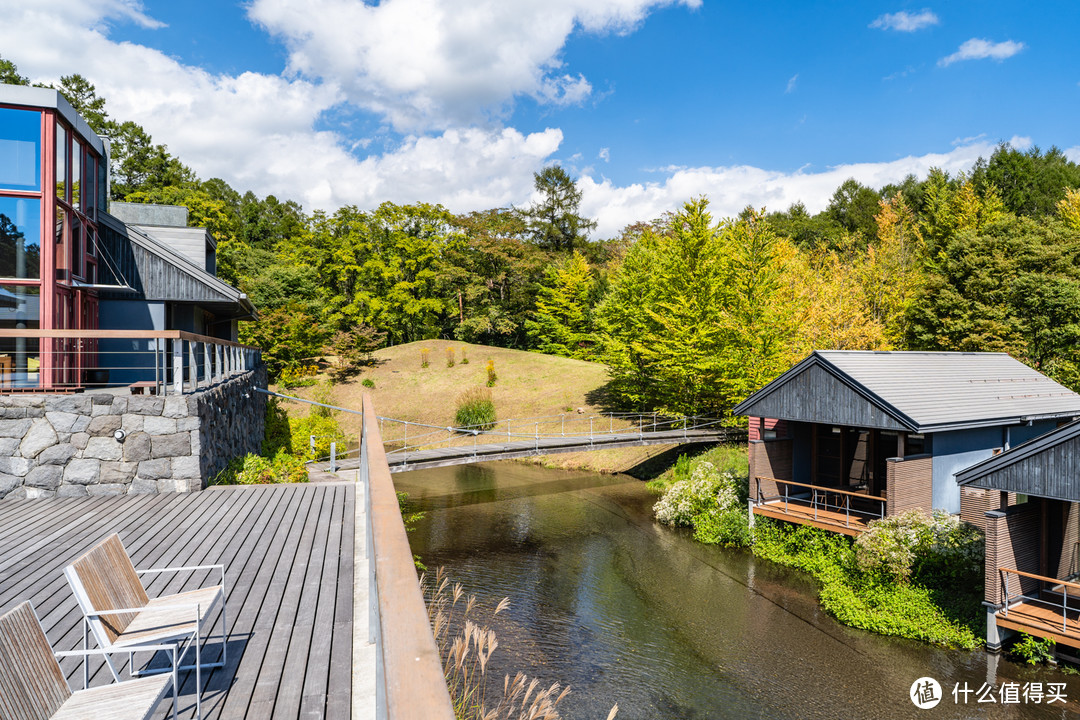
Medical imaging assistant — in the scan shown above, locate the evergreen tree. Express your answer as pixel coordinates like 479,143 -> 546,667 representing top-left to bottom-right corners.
524,251 -> 596,358
524,165 -> 596,251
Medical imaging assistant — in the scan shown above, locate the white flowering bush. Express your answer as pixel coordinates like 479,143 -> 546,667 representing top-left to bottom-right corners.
855,509 -> 983,586
654,462 -> 723,526
654,462 -> 750,546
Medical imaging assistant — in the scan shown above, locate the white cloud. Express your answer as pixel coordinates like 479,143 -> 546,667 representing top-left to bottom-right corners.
870,10 -> 939,32
785,74 -> 798,93
1065,146 -> 1080,164
247,0 -> 700,131
599,147 -> 611,162
939,38 -> 1025,67
579,137 -> 1019,238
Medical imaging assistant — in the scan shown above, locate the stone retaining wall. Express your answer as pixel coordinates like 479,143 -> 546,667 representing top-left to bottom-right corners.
0,367 -> 266,500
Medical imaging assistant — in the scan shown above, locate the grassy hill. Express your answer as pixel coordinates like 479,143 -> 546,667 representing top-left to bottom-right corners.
276,339 -> 679,473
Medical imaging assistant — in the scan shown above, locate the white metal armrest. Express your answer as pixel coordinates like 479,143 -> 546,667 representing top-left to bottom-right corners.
88,603 -> 211,617
137,563 -> 224,576
56,644 -> 179,658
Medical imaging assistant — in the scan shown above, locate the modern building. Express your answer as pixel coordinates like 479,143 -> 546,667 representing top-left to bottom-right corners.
0,83 -> 254,389
733,351 -> 1080,535
956,421 -> 1080,651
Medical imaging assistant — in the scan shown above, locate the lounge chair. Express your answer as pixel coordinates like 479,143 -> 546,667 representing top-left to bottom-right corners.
0,600 -> 177,720
63,534 -> 227,719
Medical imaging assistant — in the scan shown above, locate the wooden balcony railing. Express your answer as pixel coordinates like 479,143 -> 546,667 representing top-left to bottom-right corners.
360,392 -> 455,719
753,476 -> 886,530
0,329 -> 260,394
999,568 -> 1080,635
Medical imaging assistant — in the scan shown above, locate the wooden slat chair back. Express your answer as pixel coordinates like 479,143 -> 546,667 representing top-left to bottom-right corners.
64,534 -> 149,645
0,602 -> 72,720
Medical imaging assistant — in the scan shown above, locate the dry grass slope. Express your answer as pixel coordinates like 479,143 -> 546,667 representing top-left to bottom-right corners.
277,339 -> 675,473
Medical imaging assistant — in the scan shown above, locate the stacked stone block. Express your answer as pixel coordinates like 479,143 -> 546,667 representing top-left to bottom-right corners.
0,368 -> 265,500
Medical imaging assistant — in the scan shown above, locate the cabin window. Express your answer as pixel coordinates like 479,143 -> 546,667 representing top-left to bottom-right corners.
904,433 -> 928,456
0,108 -> 40,192
763,429 -> 777,440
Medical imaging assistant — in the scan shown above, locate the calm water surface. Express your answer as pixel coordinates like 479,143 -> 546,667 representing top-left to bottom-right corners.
397,462 -> 1080,719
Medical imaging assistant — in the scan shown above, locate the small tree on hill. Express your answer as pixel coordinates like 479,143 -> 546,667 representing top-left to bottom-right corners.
524,165 -> 596,251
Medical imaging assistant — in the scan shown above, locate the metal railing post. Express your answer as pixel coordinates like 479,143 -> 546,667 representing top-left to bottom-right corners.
1065,585 -> 1069,632
203,343 -> 211,387
473,431 -> 477,458
561,414 -> 565,436
330,442 -> 337,472
609,414 -> 613,433
172,339 -> 183,395
535,422 -> 539,453
590,417 -> 594,444
188,341 -> 197,391
310,435 -> 316,456
1001,570 -> 1009,616
215,344 -> 223,383
154,337 -> 161,396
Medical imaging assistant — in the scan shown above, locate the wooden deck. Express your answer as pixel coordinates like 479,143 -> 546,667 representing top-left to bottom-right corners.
0,483 -> 355,719
752,500 -> 876,536
997,598 -> 1080,648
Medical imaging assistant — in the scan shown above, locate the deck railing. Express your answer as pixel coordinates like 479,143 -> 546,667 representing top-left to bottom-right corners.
753,476 -> 887,529
360,392 -> 455,719
999,568 -> 1080,634
0,329 -> 260,394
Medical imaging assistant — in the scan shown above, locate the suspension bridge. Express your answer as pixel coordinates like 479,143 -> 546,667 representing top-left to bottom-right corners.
258,390 -> 744,474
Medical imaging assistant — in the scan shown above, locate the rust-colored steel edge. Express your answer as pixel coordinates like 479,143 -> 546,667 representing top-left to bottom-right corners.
0,328 -> 258,349
362,392 -> 455,719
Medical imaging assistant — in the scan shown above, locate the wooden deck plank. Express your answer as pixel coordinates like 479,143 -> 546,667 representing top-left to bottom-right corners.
0,484 -> 353,720
325,481 -> 355,720
997,600 -> 1080,648
752,501 -> 873,536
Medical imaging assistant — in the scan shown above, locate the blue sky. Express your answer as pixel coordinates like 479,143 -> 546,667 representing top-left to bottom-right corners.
1,0 -> 1076,236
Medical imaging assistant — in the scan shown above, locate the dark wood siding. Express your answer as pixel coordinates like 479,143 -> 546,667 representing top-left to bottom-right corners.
965,431 -> 1080,501
98,220 -> 238,304
741,364 -> 909,431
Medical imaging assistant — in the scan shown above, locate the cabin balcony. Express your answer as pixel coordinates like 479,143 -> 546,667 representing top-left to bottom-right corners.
994,568 -> 1080,648
751,476 -> 886,536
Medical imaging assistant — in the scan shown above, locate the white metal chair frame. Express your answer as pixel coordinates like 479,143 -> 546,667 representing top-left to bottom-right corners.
63,538 -> 228,720
0,601 -> 179,720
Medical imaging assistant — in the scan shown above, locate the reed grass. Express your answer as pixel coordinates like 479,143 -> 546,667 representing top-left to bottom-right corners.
422,568 -> 618,720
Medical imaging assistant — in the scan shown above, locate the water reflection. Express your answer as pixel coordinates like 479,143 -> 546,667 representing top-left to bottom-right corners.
399,462 -> 1080,719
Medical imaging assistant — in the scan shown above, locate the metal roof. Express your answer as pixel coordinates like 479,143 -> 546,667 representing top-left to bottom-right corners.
955,418 -> 1080,501
732,351 -> 1080,433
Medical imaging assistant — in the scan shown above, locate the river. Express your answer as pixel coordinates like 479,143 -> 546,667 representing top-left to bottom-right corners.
397,461 -> 1080,719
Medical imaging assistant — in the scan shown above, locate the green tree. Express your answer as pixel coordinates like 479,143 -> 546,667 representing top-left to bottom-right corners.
0,55 -> 29,86
55,75 -> 111,133
974,143 -> 1080,218
824,178 -> 882,243
524,251 -> 596,358
524,165 -> 597,251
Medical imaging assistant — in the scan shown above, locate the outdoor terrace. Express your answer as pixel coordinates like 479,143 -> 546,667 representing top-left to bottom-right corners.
751,476 -> 886,536
0,482 -> 356,718
996,569 -> 1080,649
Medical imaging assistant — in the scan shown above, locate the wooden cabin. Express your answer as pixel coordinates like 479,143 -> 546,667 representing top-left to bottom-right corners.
956,422 -> 1080,652
733,351 -> 1080,535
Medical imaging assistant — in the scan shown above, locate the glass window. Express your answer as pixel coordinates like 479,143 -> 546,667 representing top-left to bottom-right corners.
70,213 -> 82,279
0,284 -> 40,388
0,108 -> 41,192
0,197 -> 40,279
70,136 -> 81,210
55,122 -> 67,201
54,205 -> 68,276
82,148 -> 96,218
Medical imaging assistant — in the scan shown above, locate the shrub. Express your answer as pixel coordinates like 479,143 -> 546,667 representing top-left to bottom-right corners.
653,462 -> 738,527
212,449 -> 308,485
855,510 -> 983,587
262,397 -> 292,456
279,363 -> 318,389
326,325 -> 385,381
485,359 -> 497,386
1012,633 -> 1055,665
361,378 -> 375,388
446,347 -> 456,367
455,387 -> 496,430
461,348 -> 469,365
421,347 -> 430,368
289,413 -> 347,460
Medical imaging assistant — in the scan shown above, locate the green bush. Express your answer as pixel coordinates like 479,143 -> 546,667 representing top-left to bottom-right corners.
262,397 -> 292,456
212,449 -> 309,485
290,413 -> 347,460
454,387 -> 496,430
1012,633 -> 1056,665
361,378 -> 375,388
750,519 -> 982,649
646,443 -> 748,494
